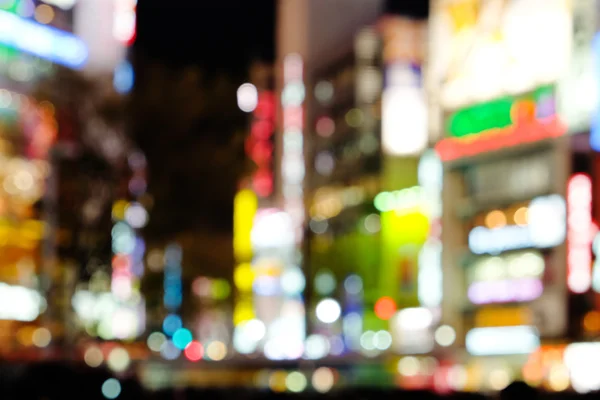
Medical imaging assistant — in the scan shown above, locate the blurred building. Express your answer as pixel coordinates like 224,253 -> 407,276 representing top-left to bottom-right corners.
0,0 -> 85,357
426,0 -> 600,391
0,0 -> 143,360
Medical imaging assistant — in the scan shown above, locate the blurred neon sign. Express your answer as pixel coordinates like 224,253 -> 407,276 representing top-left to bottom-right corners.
474,307 -> 532,328
281,53 -> 305,244
466,326 -> 540,356
435,87 -> 565,162
247,91 -> 275,197
468,278 -> 543,305
567,174 -> 595,293
0,10 -> 88,68
447,86 -> 555,138
469,251 -> 545,284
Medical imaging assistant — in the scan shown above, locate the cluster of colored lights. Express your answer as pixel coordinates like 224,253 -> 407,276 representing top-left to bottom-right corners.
247,91 -> 275,197
158,245 -> 225,362
109,151 -> 148,340
469,195 -> 566,255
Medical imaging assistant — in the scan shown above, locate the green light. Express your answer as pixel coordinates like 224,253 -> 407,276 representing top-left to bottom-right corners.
374,186 -> 425,213
446,86 -> 555,138
374,192 -> 394,212
448,96 -> 514,138
210,279 -> 231,300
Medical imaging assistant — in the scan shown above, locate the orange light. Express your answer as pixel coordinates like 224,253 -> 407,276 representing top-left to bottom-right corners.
375,297 -> 397,320
583,311 -> 600,333
112,254 -> 131,270
484,210 -> 506,229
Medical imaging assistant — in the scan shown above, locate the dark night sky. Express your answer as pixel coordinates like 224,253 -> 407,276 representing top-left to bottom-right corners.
135,0 -> 427,70
135,0 -> 276,72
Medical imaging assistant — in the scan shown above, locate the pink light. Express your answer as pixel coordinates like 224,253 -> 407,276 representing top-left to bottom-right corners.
284,54 -> 303,82
568,173 -> 594,293
468,278 -> 543,305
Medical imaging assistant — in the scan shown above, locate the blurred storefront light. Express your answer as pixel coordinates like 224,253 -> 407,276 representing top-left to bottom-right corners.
0,283 -> 44,321
466,326 -> 540,356
382,63 -> 427,156
468,278 -> 543,305
469,195 -> 566,255
564,342 -> 600,393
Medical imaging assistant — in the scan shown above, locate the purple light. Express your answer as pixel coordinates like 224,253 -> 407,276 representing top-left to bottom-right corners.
468,278 -> 543,305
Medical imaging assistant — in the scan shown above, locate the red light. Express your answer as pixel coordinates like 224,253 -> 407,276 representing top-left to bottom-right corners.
374,297 -> 396,320
435,117 -> 565,162
251,120 -> 275,140
249,140 -> 273,164
254,93 -> 276,120
112,255 -> 131,271
253,169 -> 273,198
184,341 -> 204,362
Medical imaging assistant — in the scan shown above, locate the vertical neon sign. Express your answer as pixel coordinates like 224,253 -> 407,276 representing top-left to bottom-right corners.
568,174 -> 594,293
248,91 -> 276,198
281,54 -> 305,248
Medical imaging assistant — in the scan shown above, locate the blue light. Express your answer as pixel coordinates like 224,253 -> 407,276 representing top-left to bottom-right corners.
591,32 -> 600,152
160,340 -> 181,360
172,328 -> 193,350
114,61 -> 134,94
162,314 -> 182,336
163,292 -> 182,309
0,10 -> 87,69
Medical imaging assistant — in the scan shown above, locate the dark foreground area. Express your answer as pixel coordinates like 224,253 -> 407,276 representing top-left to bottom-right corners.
0,362 -> 597,400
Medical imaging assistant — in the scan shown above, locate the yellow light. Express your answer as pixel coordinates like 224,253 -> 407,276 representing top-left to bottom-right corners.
112,200 -> 129,221
513,207 -> 529,226
206,341 -> 227,361
488,368 -> 510,391
269,370 -> 288,393
34,4 -> 55,24
21,220 -> 44,241
233,301 -> 255,326
547,364 -> 570,392
32,327 -> 52,348
474,307 -> 532,327
234,263 -> 255,292
485,210 -> 506,228
234,190 -> 257,262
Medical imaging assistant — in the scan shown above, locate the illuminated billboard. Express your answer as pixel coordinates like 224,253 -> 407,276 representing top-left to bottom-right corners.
429,0 -> 572,110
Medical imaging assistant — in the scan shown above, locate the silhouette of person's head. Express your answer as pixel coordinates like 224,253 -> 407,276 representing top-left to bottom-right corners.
499,381 -> 537,400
